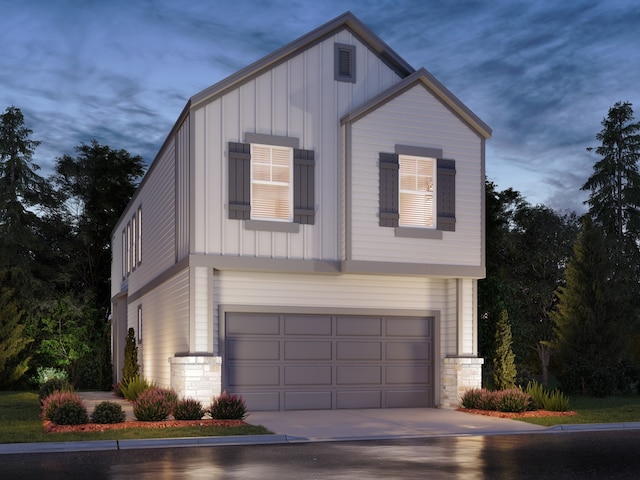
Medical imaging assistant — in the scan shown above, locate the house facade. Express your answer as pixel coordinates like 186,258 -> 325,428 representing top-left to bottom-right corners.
111,12 -> 491,411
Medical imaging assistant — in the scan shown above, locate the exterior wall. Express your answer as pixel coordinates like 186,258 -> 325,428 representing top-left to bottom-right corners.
130,267 -> 190,388
175,116 -> 191,262
191,31 -> 403,262
348,84 -> 483,267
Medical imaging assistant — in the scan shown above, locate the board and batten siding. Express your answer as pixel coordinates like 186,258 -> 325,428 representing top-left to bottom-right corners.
191,31 -> 402,262
175,116 -> 190,262
213,270 -> 454,364
349,84 -> 483,267
132,267 -> 190,389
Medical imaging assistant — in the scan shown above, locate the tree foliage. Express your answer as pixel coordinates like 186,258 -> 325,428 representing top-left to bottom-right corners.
0,271 -> 32,387
493,309 -> 517,390
122,327 -> 140,381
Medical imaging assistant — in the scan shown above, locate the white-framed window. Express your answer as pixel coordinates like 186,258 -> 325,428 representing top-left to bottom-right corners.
137,305 -> 143,344
250,143 -> 293,221
399,154 -> 435,228
122,205 -> 142,278
136,206 -> 142,265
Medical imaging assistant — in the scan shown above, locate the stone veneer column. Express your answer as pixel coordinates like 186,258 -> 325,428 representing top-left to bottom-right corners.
441,357 -> 484,408
169,356 -> 222,405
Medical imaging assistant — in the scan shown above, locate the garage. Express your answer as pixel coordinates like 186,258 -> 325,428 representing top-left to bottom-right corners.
223,313 -> 434,411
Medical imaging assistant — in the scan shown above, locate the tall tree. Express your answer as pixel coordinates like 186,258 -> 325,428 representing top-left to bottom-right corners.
493,309 -> 516,390
0,106 -> 53,292
51,140 -> 146,312
0,270 -> 32,387
582,101 -> 640,242
552,216 -> 631,396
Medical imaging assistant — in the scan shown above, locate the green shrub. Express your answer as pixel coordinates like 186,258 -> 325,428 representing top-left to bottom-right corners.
120,375 -> 155,401
91,401 -> 126,424
42,391 -> 88,425
38,378 -> 73,404
209,391 -> 247,420
525,381 -> 571,411
493,388 -> 530,413
173,398 -> 205,420
133,387 -> 177,421
30,367 -> 68,387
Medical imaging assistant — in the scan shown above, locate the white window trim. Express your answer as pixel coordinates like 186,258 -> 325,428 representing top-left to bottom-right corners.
399,154 -> 436,228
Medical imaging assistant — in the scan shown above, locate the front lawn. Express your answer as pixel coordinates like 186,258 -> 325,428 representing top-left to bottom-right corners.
518,394 -> 640,427
0,391 -> 271,444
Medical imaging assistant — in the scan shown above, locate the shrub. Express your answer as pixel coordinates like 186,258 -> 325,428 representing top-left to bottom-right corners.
493,388 -> 530,413
476,389 -> 497,411
91,401 -> 126,424
38,378 -> 73,404
460,388 -> 483,409
120,375 -> 155,401
525,380 -> 546,410
209,391 -> 247,420
42,391 -> 88,425
133,387 -> 177,421
122,327 -> 140,381
525,380 -> 570,411
173,398 -> 205,420
30,367 -> 68,387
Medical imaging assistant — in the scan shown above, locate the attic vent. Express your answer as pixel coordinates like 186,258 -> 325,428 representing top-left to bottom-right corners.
334,43 -> 355,83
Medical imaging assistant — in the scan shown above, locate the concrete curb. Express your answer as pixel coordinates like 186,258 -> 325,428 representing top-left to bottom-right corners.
3,423 -> 640,455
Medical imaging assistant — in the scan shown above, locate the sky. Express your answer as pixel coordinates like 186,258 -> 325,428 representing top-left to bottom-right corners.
2,0 -> 639,213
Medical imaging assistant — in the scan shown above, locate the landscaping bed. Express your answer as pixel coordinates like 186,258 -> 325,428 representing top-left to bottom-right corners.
43,418 -> 247,433
458,408 -> 577,419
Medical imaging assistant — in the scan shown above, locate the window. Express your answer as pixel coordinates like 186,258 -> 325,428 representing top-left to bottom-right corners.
399,155 -> 435,227
228,135 -> 315,225
122,205 -> 142,278
251,144 -> 293,221
379,146 -> 456,232
335,43 -> 355,83
137,305 -> 143,344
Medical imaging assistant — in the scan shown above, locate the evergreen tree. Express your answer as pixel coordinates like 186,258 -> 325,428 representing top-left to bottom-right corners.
493,309 -> 517,390
552,216 -> 630,396
0,271 -> 32,387
122,327 -> 140,381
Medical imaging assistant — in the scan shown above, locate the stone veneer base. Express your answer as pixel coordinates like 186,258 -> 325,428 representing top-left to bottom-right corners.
441,356 -> 484,409
169,356 -> 222,405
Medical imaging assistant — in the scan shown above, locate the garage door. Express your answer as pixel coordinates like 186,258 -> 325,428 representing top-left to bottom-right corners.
224,313 -> 434,411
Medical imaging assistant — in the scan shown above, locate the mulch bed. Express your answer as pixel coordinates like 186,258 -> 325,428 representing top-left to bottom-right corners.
457,408 -> 577,419
43,419 -> 247,433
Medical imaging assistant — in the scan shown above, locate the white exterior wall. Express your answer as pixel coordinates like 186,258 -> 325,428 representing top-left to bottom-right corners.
191,32 -> 402,262
131,267 -> 190,388
349,84 -> 483,267
175,116 -> 191,262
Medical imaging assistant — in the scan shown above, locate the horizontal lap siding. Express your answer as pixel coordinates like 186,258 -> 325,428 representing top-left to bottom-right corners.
133,268 -> 190,388
192,32 -> 402,262
350,85 -> 483,267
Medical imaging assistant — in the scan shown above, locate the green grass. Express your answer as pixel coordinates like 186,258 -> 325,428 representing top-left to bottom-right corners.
0,391 -> 272,444
518,394 -> 640,427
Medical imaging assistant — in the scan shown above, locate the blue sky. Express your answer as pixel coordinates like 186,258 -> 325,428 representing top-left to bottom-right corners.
2,0 -> 639,213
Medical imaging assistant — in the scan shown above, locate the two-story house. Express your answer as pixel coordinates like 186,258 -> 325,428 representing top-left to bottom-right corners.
111,12 -> 491,411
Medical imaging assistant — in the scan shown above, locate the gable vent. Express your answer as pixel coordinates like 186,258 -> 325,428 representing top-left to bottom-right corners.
335,43 -> 355,83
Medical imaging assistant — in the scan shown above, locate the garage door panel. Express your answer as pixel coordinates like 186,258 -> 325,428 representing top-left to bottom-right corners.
285,366 -> 332,385
285,391 -> 332,410
386,342 -> 430,361
336,341 -> 382,360
285,341 -> 332,360
386,317 -> 432,337
284,315 -> 332,335
227,313 -> 280,335
336,316 -> 382,336
337,390 -> 382,408
228,366 -> 279,386
337,366 -> 381,385
386,365 -> 430,385
236,392 -> 280,411
228,340 -> 280,360
387,389 -> 431,408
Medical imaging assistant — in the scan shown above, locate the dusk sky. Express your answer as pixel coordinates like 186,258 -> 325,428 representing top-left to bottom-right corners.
2,0 -> 639,213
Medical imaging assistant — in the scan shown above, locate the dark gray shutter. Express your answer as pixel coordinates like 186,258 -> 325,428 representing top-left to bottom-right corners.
334,43 -> 356,83
293,148 -> 315,224
379,152 -> 399,227
228,142 -> 251,220
437,159 -> 456,231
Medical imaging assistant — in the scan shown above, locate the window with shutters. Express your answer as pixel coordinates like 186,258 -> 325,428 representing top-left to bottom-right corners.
399,155 -> 435,228
251,143 -> 293,222
335,43 -> 355,83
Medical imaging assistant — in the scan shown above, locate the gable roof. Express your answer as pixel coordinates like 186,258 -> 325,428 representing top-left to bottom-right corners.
189,11 -> 414,108
341,67 -> 492,140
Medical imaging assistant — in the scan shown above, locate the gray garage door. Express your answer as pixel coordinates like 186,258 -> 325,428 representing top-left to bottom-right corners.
224,313 -> 434,411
